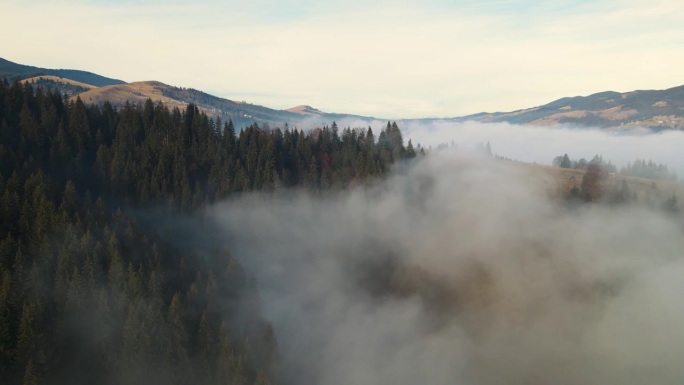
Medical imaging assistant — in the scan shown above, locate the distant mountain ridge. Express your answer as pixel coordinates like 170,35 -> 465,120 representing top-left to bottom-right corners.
4,57 -> 684,130
287,105 -> 324,115
446,85 -> 684,130
4,57 -> 361,129
0,57 -> 125,87
70,80 -> 377,129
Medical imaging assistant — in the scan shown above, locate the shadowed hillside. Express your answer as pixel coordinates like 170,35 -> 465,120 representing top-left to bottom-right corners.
0,57 -> 124,87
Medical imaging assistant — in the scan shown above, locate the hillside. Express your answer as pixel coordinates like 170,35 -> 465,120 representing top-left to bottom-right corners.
5,57 -> 684,130
287,105 -> 325,116
519,161 -> 683,203
0,80 -> 416,385
0,57 -> 124,86
23,75 -> 96,90
76,80 -> 683,130
72,81 -> 305,128
2,78 -> 683,385
2,58 -> 381,129
450,85 -> 684,130
23,75 -> 96,97
71,80 -> 378,129
74,81 -> 191,111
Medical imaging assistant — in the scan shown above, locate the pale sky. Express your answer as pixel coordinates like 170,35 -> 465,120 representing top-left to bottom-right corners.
3,0 -> 684,118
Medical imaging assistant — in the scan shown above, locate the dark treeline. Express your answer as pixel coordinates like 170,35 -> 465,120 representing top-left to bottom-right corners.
0,79 -> 414,385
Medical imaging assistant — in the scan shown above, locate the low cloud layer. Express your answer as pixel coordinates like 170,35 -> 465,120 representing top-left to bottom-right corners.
401,121 -> 684,176
209,148 -> 684,385
314,119 -> 684,178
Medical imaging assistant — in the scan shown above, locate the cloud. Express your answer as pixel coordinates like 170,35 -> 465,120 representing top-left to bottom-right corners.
208,122 -> 684,384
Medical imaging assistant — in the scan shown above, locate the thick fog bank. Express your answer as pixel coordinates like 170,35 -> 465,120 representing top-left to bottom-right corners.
403,121 -> 684,175
318,119 -> 684,176
210,152 -> 684,385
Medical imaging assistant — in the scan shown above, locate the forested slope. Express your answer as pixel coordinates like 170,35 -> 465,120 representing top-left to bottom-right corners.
0,58 -> 124,87
0,79 -> 415,385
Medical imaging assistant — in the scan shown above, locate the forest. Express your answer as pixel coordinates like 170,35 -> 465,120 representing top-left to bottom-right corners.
553,153 -> 677,181
4,76 -> 682,385
0,79 -> 415,385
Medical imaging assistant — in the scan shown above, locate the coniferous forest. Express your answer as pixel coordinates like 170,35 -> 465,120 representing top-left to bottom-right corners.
0,79 -> 415,385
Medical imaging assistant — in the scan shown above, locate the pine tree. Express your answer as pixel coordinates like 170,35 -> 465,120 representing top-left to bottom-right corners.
15,302 -> 38,368
0,269 -> 13,372
22,360 -> 39,385
406,139 -> 416,158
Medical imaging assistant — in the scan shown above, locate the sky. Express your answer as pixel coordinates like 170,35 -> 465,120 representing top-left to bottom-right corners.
3,0 -> 684,118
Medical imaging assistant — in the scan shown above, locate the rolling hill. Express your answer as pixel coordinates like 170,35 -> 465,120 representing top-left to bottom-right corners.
5,56 -> 684,131
73,79 -> 684,131
70,81 -> 376,129
22,75 -> 97,97
448,85 -> 684,130
0,56 -> 379,129
521,161 -> 683,202
2,57 -> 380,129
0,57 -> 125,86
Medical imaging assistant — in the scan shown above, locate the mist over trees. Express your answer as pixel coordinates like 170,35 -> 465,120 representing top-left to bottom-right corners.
0,79 -> 414,384
1,76 -> 683,385
553,153 -> 678,181
552,153 -> 617,173
550,152 -> 683,205
620,158 -> 677,180
212,150 -> 684,385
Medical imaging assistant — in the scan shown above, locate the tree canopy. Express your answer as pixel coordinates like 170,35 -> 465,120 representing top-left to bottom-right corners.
0,79 -> 414,384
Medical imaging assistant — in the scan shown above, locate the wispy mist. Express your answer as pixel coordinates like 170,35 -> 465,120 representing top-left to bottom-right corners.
209,147 -> 684,385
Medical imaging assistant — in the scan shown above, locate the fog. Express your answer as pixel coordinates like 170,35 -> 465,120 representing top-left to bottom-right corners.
206,121 -> 684,384
409,121 -> 684,176
314,119 -> 684,176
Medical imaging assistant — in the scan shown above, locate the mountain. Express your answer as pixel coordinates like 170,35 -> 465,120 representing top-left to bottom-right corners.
0,57 -> 124,86
2,58 -> 377,129
58,76 -> 378,129
142,85 -> 378,128
288,105 -> 324,116
22,75 -> 97,97
70,81 -> 273,128
6,57 -> 684,130
70,80 -> 375,129
446,85 -> 684,130
73,79 -> 682,131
